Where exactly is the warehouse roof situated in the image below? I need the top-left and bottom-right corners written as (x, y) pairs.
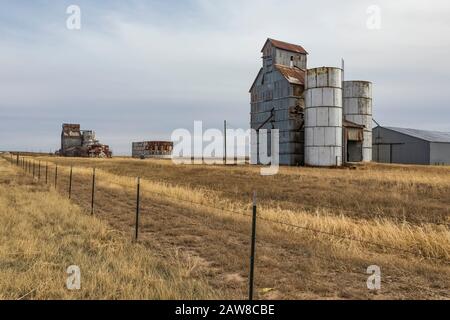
top-left (262, 38), bottom-right (308, 55)
top-left (382, 127), bottom-right (450, 143)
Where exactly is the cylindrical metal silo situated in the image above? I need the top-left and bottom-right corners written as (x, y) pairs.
top-left (343, 81), bottom-right (373, 161)
top-left (304, 67), bottom-right (343, 166)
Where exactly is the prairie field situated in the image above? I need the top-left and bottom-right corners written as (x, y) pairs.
top-left (1, 154), bottom-right (449, 299)
top-left (0, 158), bottom-right (218, 299)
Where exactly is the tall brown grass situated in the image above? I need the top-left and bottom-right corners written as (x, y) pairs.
top-left (3, 155), bottom-right (450, 299)
top-left (0, 159), bottom-right (218, 299)
top-left (31, 158), bottom-right (450, 262)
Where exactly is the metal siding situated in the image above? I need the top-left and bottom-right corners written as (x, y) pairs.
top-left (274, 48), bottom-right (307, 69)
top-left (305, 67), bottom-right (343, 166)
top-left (250, 50), bottom-right (305, 166)
top-left (430, 143), bottom-right (450, 165)
top-left (343, 81), bottom-right (373, 162)
top-left (372, 127), bottom-right (430, 164)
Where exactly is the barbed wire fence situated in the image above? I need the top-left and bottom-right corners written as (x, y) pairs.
top-left (2, 154), bottom-right (449, 299)
top-left (4, 154), bottom-right (450, 258)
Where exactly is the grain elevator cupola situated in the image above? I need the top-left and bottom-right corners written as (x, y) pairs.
top-left (261, 38), bottom-right (308, 71)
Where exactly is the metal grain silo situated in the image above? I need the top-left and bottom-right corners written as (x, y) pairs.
top-left (343, 81), bottom-right (373, 161)
top-left (304, 67), bottom-right (343, 166)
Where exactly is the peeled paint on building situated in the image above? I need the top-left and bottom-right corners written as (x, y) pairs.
top-left (304, 67), bottom-right (343, 166)
top-left (60, 123), bottom-right (112, 158)
top-left (250, 38), bottom-right (373, 166)
top-left (249, 38), bottom-right (308, 166)
top-left (61, 124), bottom-right (82, 153)
top-left (132, 141), bottom-right (173, 159)
top-left (343, 81), bottom-right (373, 162)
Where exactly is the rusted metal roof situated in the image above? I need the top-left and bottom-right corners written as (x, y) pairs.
top-left (262, 38), bottom-right (308, 55)
top-left (344, 120), bottom-right (365, 128)
top-left (134, 141), bottom-right (173, 145)
top-left (275, 64), bottom-right (305, 85)
top-left (62, 123), bottom-right (81, 137)
top-left (344, 121), bottom-right (364, 141)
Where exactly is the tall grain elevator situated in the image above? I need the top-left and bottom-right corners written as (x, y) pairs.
top-left (249, 38), bottom-right (308, 165)
top-left (249, 38), bottom-right (374, 167)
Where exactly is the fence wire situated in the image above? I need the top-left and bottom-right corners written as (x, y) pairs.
top-left (5, 156), bottom-right (450, 266)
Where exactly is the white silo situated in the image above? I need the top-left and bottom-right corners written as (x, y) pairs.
top-left (304, 67), bottom-right (343, 166)
top-left (343, 81), bottom-right (373, 161)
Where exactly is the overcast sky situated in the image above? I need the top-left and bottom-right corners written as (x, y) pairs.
top-left (1, 0), bottom-right (449, 154)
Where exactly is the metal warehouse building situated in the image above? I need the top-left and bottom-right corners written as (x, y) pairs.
top-left (373, 126), bottom-right (450, 165)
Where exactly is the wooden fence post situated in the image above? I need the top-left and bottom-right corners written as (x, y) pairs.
top-left (54, 165), bottom-right (58, 189)
top-left (249, 191), bottom-right (257, 301)
top-left (68, 166), bottom-right (73, 199)
top-left (135, 177), bottom-right (141, 241)
top-left (91, 168), bottom-right (96, 215)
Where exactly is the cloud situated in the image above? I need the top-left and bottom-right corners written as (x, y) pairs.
top-left (1, 0), bottom-right (449, 154)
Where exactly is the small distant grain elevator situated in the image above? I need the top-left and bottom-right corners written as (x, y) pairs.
top-left (250, 38), bottom-right (373, 166)
top-left (60, 123), bottom-right (112, 157)
top-left (132, 141), bottom-right (173, 159)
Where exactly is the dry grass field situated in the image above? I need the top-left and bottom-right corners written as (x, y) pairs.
top-left (0, 158), bottom-right (219, 299)
top-left (1, 154), bottom-right (449, 299)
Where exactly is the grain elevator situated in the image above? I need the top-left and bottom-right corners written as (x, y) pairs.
top-left (250, 38), bottom-right (373, 166)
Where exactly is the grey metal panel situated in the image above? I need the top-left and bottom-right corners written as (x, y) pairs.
top-left (343, 81), bottom-right (373, 162)
top-left (373, 144), bottom-right (390, 163)
top-left (343, 81), bottom-right (372, 98)
top-left (347, 141), bottom-right (363, 162)
top-left (275, 48), bottom-right (307, 69)
top-left (250, 40), bottom-right (307, 166)
top-left (279, 154), bottom-right (303, 166)
top-left (279, 142), bottom-right (304, 154)
top-left (251, 119), bottom-right (303, 132)
top-left (306, 67), bottom-right (342, 89)
top-left (362, 148), bottom-right (372, 162)
top-left (430, 143), bottom-right (450, 165)
top-left (372, 127), bottom-right (430, 164)
top-left (305, 67), bottom-right (343, 166)
top-left (392, 143), bottom-right (429, 164)
top-left (279, 131), bottom-right (304, 143)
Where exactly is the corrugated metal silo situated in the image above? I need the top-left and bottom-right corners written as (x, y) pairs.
top-left (343, 81), bottom-right (373, 161)
top-left (304, 67), bottom-right (343, 166)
